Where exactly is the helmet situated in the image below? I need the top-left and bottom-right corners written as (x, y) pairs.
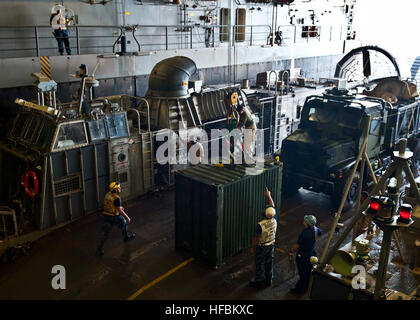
top-left (51, 4), bottom-right (65, 14)
top-left (227, 92), bottom-right (238, 106)
top-left (109, 181), bottom-right (121, 192)
top-left (304, 215), bottom-right (317, 227)
top-left (310, 256), bottom-right (319, 265)
top-left (265, 206), bottom-right (276, 219)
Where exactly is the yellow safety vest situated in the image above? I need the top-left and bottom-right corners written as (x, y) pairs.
top-left (103, 192), bottom-right (120, 216)
top-left (52, 14), bottom-right (68, 30)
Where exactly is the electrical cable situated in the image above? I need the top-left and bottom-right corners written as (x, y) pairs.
top-left (194, 26), bottom-right (204, 43)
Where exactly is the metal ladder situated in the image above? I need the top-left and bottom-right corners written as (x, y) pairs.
top-left (168, 103), bottom-right (179, 131)
top-left (186, 97), bottom-right (201, 126)
top-left (168, 98), bottom-right (202, 131)
top-left (273, 95), bottom-right (283, 153)
top-left (168, 100), bottom-right (188, 131)
top-left (141, 131), bottom-right (154, 191)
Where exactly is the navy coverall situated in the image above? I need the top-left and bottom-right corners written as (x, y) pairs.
top-left (294, 226), bottom-right (322, 291)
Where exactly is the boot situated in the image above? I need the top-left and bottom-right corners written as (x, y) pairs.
top-left (290, 287), bottom-right (306, 294)
top-left (96, 247), bottom-right (104, 256)
top-left (249, 280), bottom-right (265, 289)
top-left (124, 233), bottom-right (135, 242)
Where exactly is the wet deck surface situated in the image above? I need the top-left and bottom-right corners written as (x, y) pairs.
top-left (0, 188), bottom-right (418, 300)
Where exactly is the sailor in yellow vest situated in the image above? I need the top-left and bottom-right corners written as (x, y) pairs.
top-left (249, 187), bottom-right (277, 289)
top-left (97, 182), bottom-right (135, 256)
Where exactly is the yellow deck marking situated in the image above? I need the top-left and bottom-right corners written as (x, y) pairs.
top-left (127, 257), bottom-right (195, 300)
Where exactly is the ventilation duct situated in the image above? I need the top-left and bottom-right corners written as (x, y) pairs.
top-left (148, 56), bottom-right (197, 98)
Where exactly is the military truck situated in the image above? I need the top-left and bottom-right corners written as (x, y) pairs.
top-left (279, 86), bottom-right (420, 208)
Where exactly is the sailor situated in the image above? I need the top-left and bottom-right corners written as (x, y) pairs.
top-left (289, 215), bottom-right (322, 294)
top-left (234, 104), bottom-right (256, 166)
top-left (50, 4), bottom-right (72, 55)
top-left (249, 187), bottom-right (277, 289)
top-left (187, 138), bottom-right (204, 165)
top-left (226, 92), bottom-right (242, 163)
top-left (97, 182), bottom-right (135, 256)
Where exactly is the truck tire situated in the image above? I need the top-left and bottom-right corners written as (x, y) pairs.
top-left (332, 172), bottom-right (360, 210)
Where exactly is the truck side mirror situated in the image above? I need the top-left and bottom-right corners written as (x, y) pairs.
top-left (296, 105), bottom-right (302, 119)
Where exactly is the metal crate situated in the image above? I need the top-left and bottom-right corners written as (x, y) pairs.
top-left (175, 163), bottom-right (282, 267)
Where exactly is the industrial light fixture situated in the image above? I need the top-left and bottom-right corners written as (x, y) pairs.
top-left (368, 196), bottom-right (380, 213)
top-left (369, 201), bottom-right (380, 211)
top-left (376, 196), bottom-right (395, 223)
top-left (398, 203), bottom-right (413, 223)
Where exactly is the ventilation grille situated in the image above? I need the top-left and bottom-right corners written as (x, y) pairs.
top-left (54, 176), bottom-right (81, 195)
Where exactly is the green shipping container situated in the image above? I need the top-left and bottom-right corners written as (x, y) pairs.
top-left (175, 163), bottom-right (282, 267)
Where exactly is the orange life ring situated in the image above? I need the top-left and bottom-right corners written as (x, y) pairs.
top-left (23, 170), bottom-right (39, 198)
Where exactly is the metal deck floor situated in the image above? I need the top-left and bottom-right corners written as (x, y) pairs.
top-left (0, 188), bottom-right (418, 300)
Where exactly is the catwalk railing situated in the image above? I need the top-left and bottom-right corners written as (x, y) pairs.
top-left (0, 24), bottom-right (346, 58)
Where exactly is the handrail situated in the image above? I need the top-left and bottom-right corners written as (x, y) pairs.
top-left (280, 69), bottom-right (289, 95)
top-left (128, 108), bottom-right (142, 135)
top-left (276, 24), bottom-right (346, 44)
top-left (123, 95), bottom-right (151, 132)
top-left (0, 24), bottom-right (271, 57)
top-left (267, 70), bottom-right (278, 96)
top-left (0, 23), bottom-right (345, 59)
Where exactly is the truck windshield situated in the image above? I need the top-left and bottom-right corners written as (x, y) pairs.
top-left (302, 102), bottom-right (363, 135)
